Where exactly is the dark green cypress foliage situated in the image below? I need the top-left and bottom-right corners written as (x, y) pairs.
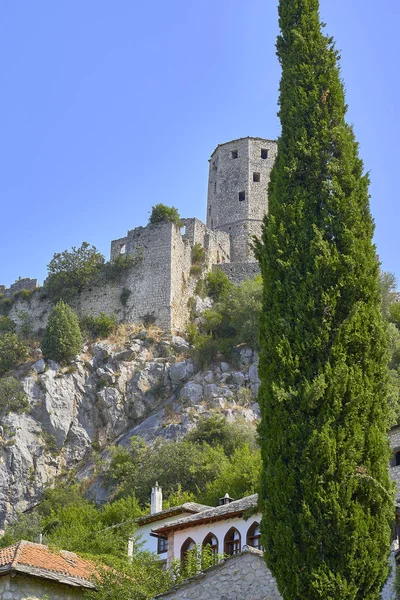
top-left (258, 1), bottom-right (394, 598)
top-left (42, 301), bottom-right (82, 364)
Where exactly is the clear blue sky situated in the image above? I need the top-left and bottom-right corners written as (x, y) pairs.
top-left (0, 0), bottom-right (398, 287)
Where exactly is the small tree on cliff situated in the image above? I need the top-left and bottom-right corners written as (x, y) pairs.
top-left (257, 1), bottom-right (393, 599)
top-left (149, 204), bottom-right (182, 226)
top-left (42, 301), bottom-right (82, 364)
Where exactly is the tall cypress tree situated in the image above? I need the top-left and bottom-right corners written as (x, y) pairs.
top-left (258, 1), bottom-right (394, 598)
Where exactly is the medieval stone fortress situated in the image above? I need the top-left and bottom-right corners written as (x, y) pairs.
top-left (2, 137), bottom-right (277, 334)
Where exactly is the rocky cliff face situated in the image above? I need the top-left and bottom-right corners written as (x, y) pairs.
top-left (0, 328), bottom-right (260, 528)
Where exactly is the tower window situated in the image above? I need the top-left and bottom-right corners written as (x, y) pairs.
top-left (239, 191), bottom-right (246, 201)
top-left (261, 148), bottom-right (269, 159)
top-left (231, 150), bottom-right (239, 159)
top-left (119, 243), bottom-right (126, 255)
top-left (209, 205), bottom-right (211, 215)
top-left (214, 182), bottom-right (217, 192)
top-left (253, 172), bottom-right (260, 182)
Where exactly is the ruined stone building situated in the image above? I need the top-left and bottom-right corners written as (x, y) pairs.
top-left (5, 137), bottom-right (277, 334)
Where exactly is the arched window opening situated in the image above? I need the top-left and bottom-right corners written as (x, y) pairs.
top-left (202, 533), bottom-right (218, 556)
top-left (224, 527), bottom-right (241, 556)
top-left (180, 537), bottom-right (196, 564)
top-left (247, 522), bottom-right (262, 550)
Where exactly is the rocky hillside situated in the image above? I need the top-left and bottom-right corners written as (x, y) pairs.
top-left (0, 326), bottom-right (260, 528)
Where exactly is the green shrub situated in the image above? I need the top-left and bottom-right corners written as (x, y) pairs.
top-left (186, 415), bottom-right (257, 456)
top-left (13, 288), bottom-right (35, 302)
top-left (120, 287), bottom-right (131, 306)
top-left (143, 312), bottom-right (156, 327)
top-left (101, 255), bottom-right (136, 282)
top-left (41, 301), bottom-right (82, 364)
top-left (0, 377), bottom-right (29, 415)
top-left (0, 296), bottom-right (13, 316)
top-left (389, 302), bottom-right (400, 329)
top-left (191, 243), bottom-right (206, 265)
top-left (81, 313), bottom-right (117, 339)
top-left (16, 311), bottom-right (33, 338)
top-left (189, 264), bottom-right (203, 278)
top-left (149, 203), bottom-right (182, 226)
top-left (193, 275), bottom-right (262, 366)
top-left (45, 242), bottom-right (105, 303)
top-left (0, 333), bottom-right (28, 375)
top-left (205, 269), bottom-right (233, 301)
top-left (0, 316), bottom-right (16, 334)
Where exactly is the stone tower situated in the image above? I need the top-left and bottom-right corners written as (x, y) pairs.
top-left (207, 137), bottom-right (277, 263)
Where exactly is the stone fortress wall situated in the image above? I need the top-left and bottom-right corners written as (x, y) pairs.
top-left (3, 137), bottom-right (278, 334)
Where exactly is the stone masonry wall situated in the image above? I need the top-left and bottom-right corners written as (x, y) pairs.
top-left (0, 573), bottom-right (85, 600)
top-left (157, 551), bottom-right (281, 600)
top-left (0, 278), bottom-right (39, 299)
top-left (217, 262), bottom-right (260, 284)
top-left (181, 218), bottom-right (230, 267)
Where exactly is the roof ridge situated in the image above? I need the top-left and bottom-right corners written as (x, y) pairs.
top-left (10, 540), bottom-right (24, 569)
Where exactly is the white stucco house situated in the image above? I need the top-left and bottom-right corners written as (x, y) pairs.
top-left (132, 485), bottom-right (262, 568)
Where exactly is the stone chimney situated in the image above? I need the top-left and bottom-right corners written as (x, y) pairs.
top-left (151, 482), bottom-right (163, 514)
top-left (219, 492), bottom-right (234, 506)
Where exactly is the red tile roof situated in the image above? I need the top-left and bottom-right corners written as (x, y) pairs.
top-left (0, 541), bottom-right (97, 588)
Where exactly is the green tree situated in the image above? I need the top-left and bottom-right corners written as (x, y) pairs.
top-left (204, 269), bottom-right (233, 301)
top-left (257, 1), bottom-right (393, 598)
top-left (0, 333), bottom-right (28, 375)
top-left (45, 242), bottom-right (104, 302)
top-left (148, 204), bottom-right (182, 226)
top-left (41, 301), bottom-right (82, 364)
top-left (185, 414), bottom-right (257, 456)
top-left (107, 436), bottom-right (227, 505)
top-left (200, 443), bottom-right (262, 507)
top-left (84, 554), bottom-right (173, 600)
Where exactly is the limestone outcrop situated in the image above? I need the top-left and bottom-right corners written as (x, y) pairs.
top-left (0, 329), bottom-right (260, 528)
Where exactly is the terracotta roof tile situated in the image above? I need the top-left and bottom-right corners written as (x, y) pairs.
top-left (0, 541), bottom-right (97, 587)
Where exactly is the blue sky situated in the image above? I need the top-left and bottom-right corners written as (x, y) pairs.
top-left (0, 0), bottom-right (398, 287)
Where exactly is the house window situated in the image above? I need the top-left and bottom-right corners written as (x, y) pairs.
top-left (239, 191), bottom-right (246, 202)
top-left (224, 528), bottom-right (241, 556)
top-left (203, 533), bottom-right (219, 557)
top-left (157, 536), bottom-right (168, 554)
top-left (180, 538), bottom-right (196, 564)
top-left (119, 243), bottom-right (126, 254)
top-left (231, 150), bottom-right (239, 159)
top-left (247, 522), bottom-right (262, 550)
top-left (253, 172), bottom-right (260, 182)
top-left (261, 148), bottom-right (269, 159)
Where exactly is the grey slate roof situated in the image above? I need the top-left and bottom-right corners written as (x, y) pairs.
top-left (152, 494), bottom-right (259, 534)
top-left (135, 502), bottom-right (212, 526)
